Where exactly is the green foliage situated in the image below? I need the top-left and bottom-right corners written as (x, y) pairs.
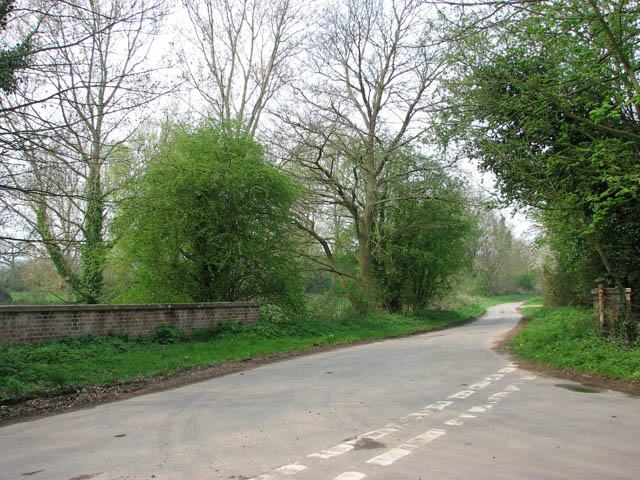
top-left (112, 121), bottom-right (303, 309)
top-left (510, 306), bottom-right (640, 381)
top-left (467, 211), bottom-right (537, 297)
top-left (373, 167), bottom-right (477, 311)
top-left (443, 1), bottom-right (640, 333)
top-left (0, 0), bottom-right (30, 94)
top-left (0, 282), bottom-right (11, 304)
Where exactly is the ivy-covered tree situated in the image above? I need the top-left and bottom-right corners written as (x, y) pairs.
top-left (112, 121), bottom-right (303, 310)
top-left (0, 0), bottom-right (30, 94)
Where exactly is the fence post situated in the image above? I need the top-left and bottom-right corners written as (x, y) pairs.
top-left (598, 283), bottom-right (605, 328)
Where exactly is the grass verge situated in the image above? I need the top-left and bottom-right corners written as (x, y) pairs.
top-left (509, 305), bottom-right (640, 382)
top-left (1, 294), bottom-right (532, 404)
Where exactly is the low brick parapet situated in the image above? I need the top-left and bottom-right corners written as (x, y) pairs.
top-left (0, 302), bottom-right (260, 346)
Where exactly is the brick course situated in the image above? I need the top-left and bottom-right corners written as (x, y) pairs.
top-left (0, 303), bottom-right (260, 346)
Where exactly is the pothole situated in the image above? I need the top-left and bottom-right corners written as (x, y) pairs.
top-left (555, 384), bottom-right (601, 393)
top-left (353, 437), bottom-right (386, 450)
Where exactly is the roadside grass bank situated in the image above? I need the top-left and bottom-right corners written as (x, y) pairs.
top-left (0, 294), bottom-right (532, 404)
top-left (509, 305), bottom-right (640, 382)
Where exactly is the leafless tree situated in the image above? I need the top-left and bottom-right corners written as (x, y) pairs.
top-left (179, 0), bottom-right (307, 134)
top-left (278, 0), bottom-right (451, 310)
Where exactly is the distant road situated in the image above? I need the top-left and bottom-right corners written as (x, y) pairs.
top-left (2, 303), bottom-right (639, 479)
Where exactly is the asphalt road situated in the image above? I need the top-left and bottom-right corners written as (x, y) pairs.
top-left (1, 302), bottom-right (639, 480)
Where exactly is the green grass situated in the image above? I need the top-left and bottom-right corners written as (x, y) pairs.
top-left (509, 305), bottom-right (640, 382)
top-left (0, 294), bottom-right (532, 403)
top-left (522, 295), bottom-right (543, 306)
top-left (9, 291), bottom-right (64, 305)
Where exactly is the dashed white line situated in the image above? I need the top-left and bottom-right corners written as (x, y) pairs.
top-left (274, 464), bottom-right (307, 475)
top-left (400, 412), bottom-right (430, 421)
top-left (444, 417), bottom-right (466, 426)
top-left (309, 426), bottom-right (399, 459)
top-left (334, 472), bottom-right (367, 480)
top-left (308, 443), bottom-right (354, 459)
top-left (448, 390), bottom-right (475, 399)
top-left (366, 447), bottom-right (412, 466)
top-left (424, 401), bottom-right (453, 410)
top-left (486, 373), bottom-right (504, 381)
top-left (469, 381), bottom-right (491, 390)
top-left (404, 429), bottom-right (447, 449)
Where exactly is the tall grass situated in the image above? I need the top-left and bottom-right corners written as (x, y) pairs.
top-left (510, 306), bottom-right (640, 381)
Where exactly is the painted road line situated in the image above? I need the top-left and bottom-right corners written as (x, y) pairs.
top-left (444, 417), bottom-right (466, 426)
top-left (520, 375), bottom-right (537, 380)
top-left (404, 429), bottom-right (447, 449)
top-left (308, 443), bottom-right (354, 459)
top-left (400, 412), bottom-right (430, 421)
top-left (489, 392), bottom-right (511, 401)
top-left (366, 447), bottom-right (412, 466)
top-left (486, 374), bottom-right (504, 381)
top-left (366, 430), bottom-right (447, 466)
top-left (333, 472), bottom-right (367, 480)
top-left (424, 401), bottom-right (453, 411)
top-left (469, 381), bottom-right (491, 390)
top-left (505, 385), bottom-right (521, 391)
top-left (499, 366), bottom-right (518, 373)
top-left (309, 426), bottom-right (399, 459)
top-left (274, 464), bottom-right (307, 475)
top-left (448, 390), bottom-right (475, 399)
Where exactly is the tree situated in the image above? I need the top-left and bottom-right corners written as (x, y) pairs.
top-left (373, 166), bottom-right (477, 311)
top-left (179, 0), bottom-right (306, 134)
top-left (441, 0), bottom-right (640, 337)
top-left (467, 210), bottom-right (536, 296)
top-left (279, 0), bottom-right (452, 311)
top-left (112, 121), bottom-right (303, 309)
top-left (0, 0), bottom-right (31, 94)
top-left (1, 0), bottom-right (167, 303)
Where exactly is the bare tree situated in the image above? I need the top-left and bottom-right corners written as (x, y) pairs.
top-left (179, 0), bottom-right (307, 134)
top-left (278, 0), bottom-right (451, 310)
top-left (1, 0), bottom-right (167, 303)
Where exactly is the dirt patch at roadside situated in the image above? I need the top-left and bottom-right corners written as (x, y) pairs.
top-left (494, 308), bottom-right (640, 397)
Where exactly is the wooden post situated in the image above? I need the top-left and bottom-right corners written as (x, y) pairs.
top-left (598, 283), bottom-right (605, 328)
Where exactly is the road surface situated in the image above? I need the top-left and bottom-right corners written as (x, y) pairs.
top-left (1, 302), bottom-right (639, 479)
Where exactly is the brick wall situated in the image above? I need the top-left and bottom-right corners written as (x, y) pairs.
top-left (0, 302), bottom-right (260, 346)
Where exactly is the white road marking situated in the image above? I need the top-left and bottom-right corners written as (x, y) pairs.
top-left (499, 367), bottom-right (517, 373)
top-left (309, 426), bottom-right (399, 459)
top-left (469, 381), bottom-right (491, 390)
top-left (403, 429), bottom-right (447, 450)
top-left (360, 426), bottom-right (399, 440)
top-left (424, 401), bottom-right (453, 411)
top-left (308, 443), bottom-right (354, 459)
top-left (366, 447), bottom-right (412, 466)
top-left (444, 417), bottom-right (466, 426)
top-left (489, 392), bottom-right (511, 400)
top-left (400, 412), bottom-right (430, 421)
top-left (520, 375), bottom-right (537, 380)
top-left (486, 374), bottom-right (504, 381)
top-left (460, 414), bottom-right (476, 418)
top-left (334, 473), bottom-right (367, 480)
top-left (448, 390), bottom-right (475, 399)
top-left (275, 464), bottom-right (307, 475)
top-left (468, 406), bottom-right (488, 413)
top-left (505, 385), bottom-right (520, 391)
